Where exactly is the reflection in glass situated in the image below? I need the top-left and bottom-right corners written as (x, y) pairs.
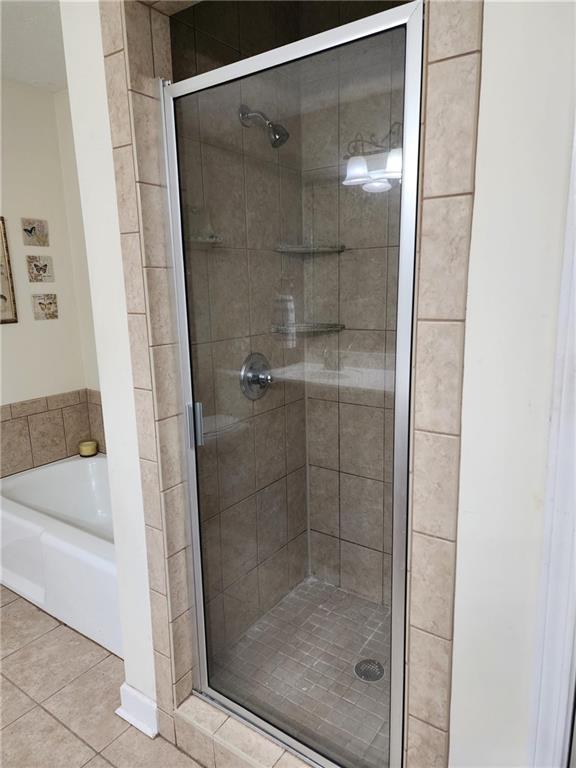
top-left (176, 26), bottom-right (406, 768)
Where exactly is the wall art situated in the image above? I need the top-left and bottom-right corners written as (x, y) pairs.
top-left (27, 254), bottom-right (55, 283)
top-left (32, 293), bottom-right (58, 320)
top-left (21, 217), bottom-right (49, 246)
top-left (0, 217), bottom-right (18, 324)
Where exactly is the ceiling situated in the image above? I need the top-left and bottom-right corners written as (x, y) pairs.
top-left (2, 0), bottom-right (67, 92)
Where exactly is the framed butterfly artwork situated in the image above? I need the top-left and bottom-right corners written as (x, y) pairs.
top-left (32, 293), bottom-right (58, 321)
top-left (26, 255), bottom-right (54, 283)
top-left (0, 217), bottom-right (18, 324)
top-left (21, 218), bottom-right (49, 247)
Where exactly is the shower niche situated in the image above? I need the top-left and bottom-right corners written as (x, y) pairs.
top-left (164, 6), bottom-right (421, 767)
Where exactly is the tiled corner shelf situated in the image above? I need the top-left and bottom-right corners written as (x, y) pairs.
top-left (188, 234), bottom-right (223, 245)
top-left (275, 243), bottom-right (346, 255)
top-left (271, 322), bottom-right (345, 335)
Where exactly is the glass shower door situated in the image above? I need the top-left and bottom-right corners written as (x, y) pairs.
top-left (166, 9), bottom-right (419, 767)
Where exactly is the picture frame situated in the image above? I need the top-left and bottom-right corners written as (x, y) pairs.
top-left (21, 217), bottom-right (49, 246)
top-left (26, 254), bottom-right (55, 283)
top-left (31, 293), bottom-right (58, 320)
top-left (0, 217), bottom-right (18, 324)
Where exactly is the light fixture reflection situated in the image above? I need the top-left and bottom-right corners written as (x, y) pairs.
top-left (366, 152), bottom-right (388, 181)
top-left (362, 179), bottom-right (392, 194)
top-left (342, 148), bottom-right (403, 193)
top-left (366, 149), bottom-right (403, 182)
top-left (384, 147), bottom-right (402, 179)
top-left (343, 156), bottom-right (371, 186)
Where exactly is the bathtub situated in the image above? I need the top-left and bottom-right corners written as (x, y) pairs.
top-left (0, 455), bottom-right (122, 656)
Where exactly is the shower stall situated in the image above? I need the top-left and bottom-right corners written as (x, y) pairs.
top-left (162, 3), bottom-right (422, 766)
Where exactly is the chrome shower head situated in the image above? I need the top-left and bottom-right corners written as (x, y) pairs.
top-left (239, 104), bottom-right (290, 148)
top-left (267, 121), bottom-right (290, 148)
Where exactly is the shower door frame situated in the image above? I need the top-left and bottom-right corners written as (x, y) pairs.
top-left (161, 4), bottom-right (422, 766)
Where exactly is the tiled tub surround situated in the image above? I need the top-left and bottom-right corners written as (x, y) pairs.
top-left (0, 389), bottom-right (106, 478)
top-left (98, 1), bottom-right (484, 767)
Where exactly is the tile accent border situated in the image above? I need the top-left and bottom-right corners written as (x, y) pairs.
top-left (406, 1), bottom-right (483, 765)
top-left (0, 388), bottom-right (106, 477)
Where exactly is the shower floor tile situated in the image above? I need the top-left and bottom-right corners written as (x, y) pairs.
top-left (211, 578), bottom-right (391, 768)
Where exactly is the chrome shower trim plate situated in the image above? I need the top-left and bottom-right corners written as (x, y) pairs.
top-left (240, 352), bottom-right (274, 400)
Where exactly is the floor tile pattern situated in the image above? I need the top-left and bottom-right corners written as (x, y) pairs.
top-left (1, 583), bottom-right (390, 768)
top-left (0, 588), bottom-right (200, 768)
top-left (211, 578), bottom-right (391, 768)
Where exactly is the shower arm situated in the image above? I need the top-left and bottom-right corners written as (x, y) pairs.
top-left (239, 105), bottom-right (273, 129)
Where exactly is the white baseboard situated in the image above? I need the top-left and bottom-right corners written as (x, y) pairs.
top-left (116, 683), bottom-right (158, 737)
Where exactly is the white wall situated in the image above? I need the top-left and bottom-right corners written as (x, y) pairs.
top-left (54, 89), bottom-right (99, 390)
top-left (1, 79), bottom-right (98, 403)
top-left (450, 2), bottom-right (575, 766)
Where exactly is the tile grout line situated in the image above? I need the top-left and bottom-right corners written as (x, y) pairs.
top-left (428, 48), bottom-right (482, 67)
top-left (412, 426), bottom-right (461, 439)
top-left (407, 712), bottom-right (449, 735)
top-left (416, 316), bottom-right (466, 324)
top-left (3, 638), bottom-right (112, 708)
top-left (411, 527), bottom-right (456, 546)
top-left (39, 650), bottom-right (114, 706)
top-left (2, 665), bottom-right (129, 760)
top-left (0, 615), bottom-right (62, 662)
top-left (409, 616), bottom-right (453, 644)
top-left (422, 190), bottom-right (474, 202)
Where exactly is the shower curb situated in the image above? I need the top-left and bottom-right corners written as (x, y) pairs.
top-left (174, 694), bottom-right (309, 768)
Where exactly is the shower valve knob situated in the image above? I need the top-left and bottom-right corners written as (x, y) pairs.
top-left (240, 353), bottom-right (273, 400)
top-left (245, 370), bottom-right (272, 389)
top-left (257, 371), bottom-right (273, 387)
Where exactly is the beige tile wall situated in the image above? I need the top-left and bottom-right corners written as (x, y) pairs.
top-left (99, 0), bottom-right (483, 762)
top-left (406, 1), bottom-right (483, 765)
top-left (173, 12), bottom-right (308, 660)
top-left (305, 27), bottom-right (404, 607)
top-left (168, 1), bottom-right (395, 83)
top-left (169, 1), bottom-right (300, 81)
top-left (0, 389), bottom-right (106, 477)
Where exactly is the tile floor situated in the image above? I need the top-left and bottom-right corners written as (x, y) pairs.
top-left (0, 585), bottom-right (200, 768)
top-left (211, 578), bottom-right (391, 768)
top-left (1, 581), bottom-right (391, 768)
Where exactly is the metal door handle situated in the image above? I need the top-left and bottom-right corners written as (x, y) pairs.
top-left (187, 402), bottom-right (204, 447)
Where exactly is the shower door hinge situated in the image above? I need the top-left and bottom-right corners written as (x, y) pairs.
top-left (187, 402), bottom-right (204, 448)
